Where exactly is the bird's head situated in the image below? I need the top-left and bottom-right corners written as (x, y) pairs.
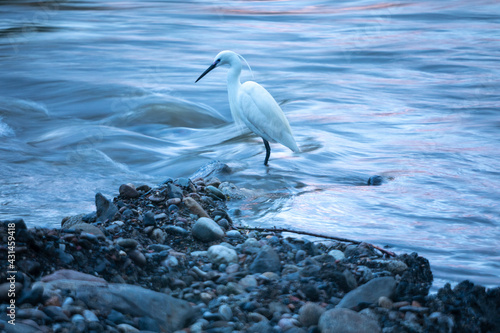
top-left (195, 50), bottom-right (240, 83)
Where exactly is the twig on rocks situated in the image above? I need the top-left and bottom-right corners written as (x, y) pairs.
top-left (235, 225), bottom-right (396, 257)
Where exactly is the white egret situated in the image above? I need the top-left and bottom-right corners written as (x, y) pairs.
top-left (195, 50), bottom-right (299, 166)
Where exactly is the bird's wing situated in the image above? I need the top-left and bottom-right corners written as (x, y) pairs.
top-left (238, 81), bottom-right (299, 152)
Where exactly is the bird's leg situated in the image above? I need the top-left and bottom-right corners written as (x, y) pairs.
top-left (263, 138), bottom-right (271, 166)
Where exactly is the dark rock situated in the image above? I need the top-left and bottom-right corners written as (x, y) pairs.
top-left (367, 175), bottom-right (384, 186)
top-left (143, 211), bottom-right (156, 227)
top-left (394, 253), bottom-right (433, 301)
top-left (119, 184), bottom-right (140, 198)
top-left (166, 182), bottom-right (183, 199)
top-left (42, 306), bottom-right (70, 322)
top-left (427, 280), bottom-right (500, 332)
top-left (250, 246), bottom-right (281, 273)
top-left (164, 225), bottom-right (189, 236)
top-left (17, 259), bottom-right (41, 275)
top-left (319, 308), bottom-right (381, 333)
top-left (95, 192), bottom-right (118, 223)
top-left (18, 285), bottom-right (44, 306)
top-left (336, 277), bottom-right (396, 309)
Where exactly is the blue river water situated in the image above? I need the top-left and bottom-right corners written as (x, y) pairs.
top-left (1, 0), bottom-right (499, 289)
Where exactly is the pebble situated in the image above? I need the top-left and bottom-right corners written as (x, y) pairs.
top-left (239, 275), bottom-right (258, 290)
top-left (192, 217), bottom-right (225, 242)
top-left (117, 323), bottom-right (140, 333)
top-left (378, 296), bottom-right (393, 309)
top-left (143, 211), bottom-right (156, 227)
top-left (319, 308), bottom-right (381, 333)
top-left (83, 309), bottom-right (99, 322)
top-left (116, 238), bottom-right (139, 249)
top-left (328, 249), bottom-right (346, 261)
top-left (299, 302), bottom-right (325, 327)
top-left (250, 246), bottom-right (281, 273)
top-left (184, 197), bottom-right (210, 218)
top-left (208, 245), bottom-right (238, 265)
top-left (206, 185), bottom-right (226, 201)
top-left (218, 304), bottom-right (233, 321)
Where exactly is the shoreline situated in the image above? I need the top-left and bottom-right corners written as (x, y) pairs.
top-left (1, 173), bottom-right (499, 333)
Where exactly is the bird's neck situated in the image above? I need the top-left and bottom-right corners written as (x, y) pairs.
top-left (226, 63), bottom-right (242, 121)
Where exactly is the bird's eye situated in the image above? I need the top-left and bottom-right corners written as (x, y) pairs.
top-left (216, 59), bottom-right (221, 63)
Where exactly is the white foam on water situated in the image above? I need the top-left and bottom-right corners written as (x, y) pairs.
top-left (0, 117), bottom-right (14, 137)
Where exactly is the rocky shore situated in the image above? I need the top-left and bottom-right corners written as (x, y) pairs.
top-left (1, 169), bottom-right (499, 333)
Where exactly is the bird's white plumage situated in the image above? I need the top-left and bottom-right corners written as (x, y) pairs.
top-left (196, 50), bottom-right (299, 164)
top-left (238, 81), bottom-right (299, 152)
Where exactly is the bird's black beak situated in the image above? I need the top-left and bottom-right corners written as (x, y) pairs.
top-left (195, 62), bottom-right (217, 83)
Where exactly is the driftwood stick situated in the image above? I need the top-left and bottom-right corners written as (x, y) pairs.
top-left (235, 225), bottom-right (396, 257)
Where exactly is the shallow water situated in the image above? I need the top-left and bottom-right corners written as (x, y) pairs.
top-left (1, 0), bottom-right (499, 289)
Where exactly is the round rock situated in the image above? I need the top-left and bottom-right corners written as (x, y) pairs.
top-left (208, 245), bottom-right (238, 265)
top-left (319, 308), bottom-right (381, 333)
top-left (192, 217), bottom-right (225, 242)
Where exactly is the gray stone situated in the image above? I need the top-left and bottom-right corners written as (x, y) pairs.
top-left (83, 309), bottom-right (99, 322)
top-left (192, 217), bottom-right (224, 242)
top-left (336, 276), bottom-right (396, 309)
top-left (239, 275), bottom-right (258, 290)
top-left (299, 302), bottom-right (325, 327)
top-left (208, 245), bottom-right (238, 265)
top-left (250, 246), bottom-right (281, 273)
top-left (95, 192), bottom-right (118, 223)
top-left (166, 182), bottom-right (183, 199)
top-left (218, 304), bottom-right (233, 321)
top-left (119, 183), bottom-right (139, 198)
top-left (41, 269), bottom-right (106, 283)
top-left (37, 279), bottom-right (196, 332)
top-left (328, 249), bottom-right (345, 261)
top-left (226, 230), bottom-right (241, 238)
top-left (319, 308), bottom-right (381, 333)
top-left (71, 223), bottom-right (105, 238)
top-left (61, 214), bottom-right (85, 228)
top-left (184, 197), bottom-right (210, 218)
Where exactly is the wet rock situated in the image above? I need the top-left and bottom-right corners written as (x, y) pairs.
top-left (0, 282), bottom-right (23, 303)
top-left (117, 323), bottom-right (140, 333)
top-left (95, 192), bottom-right (118, 222)
top-left (184, 197), bottom-right (210, 218)
top-left (395, 253), bottom-right (433, 301)
top-left (299, 302), bottom-right (325, 327)
top-left (319, 308), bottom-right (381, 333)
top-left (208, 245), bottom-right (238, 265)
top-left (367, 175), bottom-right (384, 186)
top-left (164, 225), bottom-right (189, 236)
top-left (192, 217), bottom-right (224, 242)
top-left (206, 185), bottom-right (226, 201)
top-left (239, 275), bottom-right (258, 291)
top-left (119, 183), bottom-right (139, 198)
top-left (250, 246), bottom-right (281, 273)
top-left (336, 277), bottom-right (396, 309)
